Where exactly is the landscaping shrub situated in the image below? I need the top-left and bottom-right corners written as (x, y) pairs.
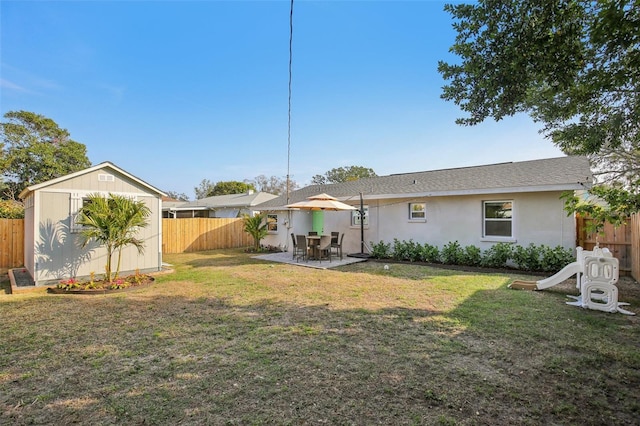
top-left (369, 238), bottom-right (574, 273)
top-left (420, 243), bottom-right (440, 263)
top-left (512, 243), bottom-right (543, 271)
top-left (441, 241), bottom-right (464, 265)
top-left (541, 245), bottom-right (575, 272)
top-left (481, 242), bottom-right (513, 268)
top-left (392, 238), bottom-right (422, 261)
top-left (461, 244), bottom-right (482, 266)
top-left (407, 240), bottom-right (423, 262)
top-left (370, 240), bottom-right (391, 259)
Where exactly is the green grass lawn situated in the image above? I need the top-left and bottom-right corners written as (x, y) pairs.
top-left (2, 249), bottom-right (639, 425)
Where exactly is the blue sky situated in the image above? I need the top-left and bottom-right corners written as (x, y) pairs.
top-left (1, 0), bottom-right (563, 199)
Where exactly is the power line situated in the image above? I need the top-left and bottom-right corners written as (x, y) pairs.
top-left (286, 0), bottom-right (294, 204)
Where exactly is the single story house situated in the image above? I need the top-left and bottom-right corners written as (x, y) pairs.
top-left (255, 156), bottom-right (593, 255)
top-left (19, 162), bottom-right (165, 286)
top-left (162, 190), bottom-right (278, 218)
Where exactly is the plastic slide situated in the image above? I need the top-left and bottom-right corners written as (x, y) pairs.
top-left (508, 261), bottom-right (582, 291)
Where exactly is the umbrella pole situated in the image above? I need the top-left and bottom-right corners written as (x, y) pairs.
top-left (348, 192), bottom-right (370, 258)
top-left (360, 192), bottom-right (365, 253)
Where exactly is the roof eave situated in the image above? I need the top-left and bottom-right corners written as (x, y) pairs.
top-left (361, 183), bottom-right (589, 200)
top-left (19, 161), bottom-right (167, 199)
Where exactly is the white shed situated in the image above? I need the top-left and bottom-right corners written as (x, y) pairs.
top-left (19, 162), bottom-right (165, 286)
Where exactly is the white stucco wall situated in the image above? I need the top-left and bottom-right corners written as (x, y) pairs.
top-left (262, 191), bottom-right (576, 255)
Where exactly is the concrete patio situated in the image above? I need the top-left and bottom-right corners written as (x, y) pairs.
top-left (253, 251), bottom-right (369, 269)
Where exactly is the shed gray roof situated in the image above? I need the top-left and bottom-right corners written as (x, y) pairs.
top-left (164, 191), bottom-right (278, 211)
top-left (255, 156), bottom-right (593, 210)
top-left (19, 161), bottom-right (166, 199)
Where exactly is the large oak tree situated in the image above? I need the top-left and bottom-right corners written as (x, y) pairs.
top-left (438, 0), bottom-right (639, 185)
top-left (439, 0), bottom-right (640, 224)
top-left (1, 111), bottom-right (91, 199)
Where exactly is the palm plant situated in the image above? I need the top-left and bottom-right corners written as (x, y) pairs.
top-left (242, 213), bottom-right (268, 251)
top-left (76, 193), bottom-right (151, 283)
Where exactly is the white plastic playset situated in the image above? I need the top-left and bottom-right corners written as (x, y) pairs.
top-left (509, 246), bottom-right (635, 315)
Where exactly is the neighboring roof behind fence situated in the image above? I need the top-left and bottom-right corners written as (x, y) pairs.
top-left (163, 191), bottom-right (278, 211)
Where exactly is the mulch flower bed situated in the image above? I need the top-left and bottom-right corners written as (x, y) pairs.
top-left (47, 273), bottom-right (155, 295)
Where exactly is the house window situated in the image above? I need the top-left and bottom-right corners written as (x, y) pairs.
top-left (266, 214), bottom-right (278, 232)
top-left (483, 201), bottom-right (513, 238)
top-left (351, 205), bottom-right (369, 226)
top-left (409, 203), bottom-right (426, 220)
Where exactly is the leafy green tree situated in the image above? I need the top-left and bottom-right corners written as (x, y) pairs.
top-left (440, 0), bottom-right (640, 221)
top-left (311, 166), bottom-right (377, 185)
top-left (1, 110), bottom-right (91, 199)
top-left (194, 179), bottom-right (215, 199)
top-left (438, 0), bottom-right (639, 165)
top-left (194, 180), bottom-right (256, 198)
top-left (562, 183), bottom-right (640, 234)
top-left (242, 213), bottom-right (268, 251)
top-left (590, 143), bottom-right (640, 188)
top-left (247, 175), bottom-right (298, 196)
top-left (164, 190), bottom-right (190, 201)
top-left (0, 200), bottom-right (24, 218)
top-left (212, 181), bottom-right (256, 196)
top-left (76, 193), bottom-right (151, 283)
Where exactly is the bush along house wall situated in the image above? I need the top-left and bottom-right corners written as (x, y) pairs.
top-left (370, 239), bottom-right (575, 273)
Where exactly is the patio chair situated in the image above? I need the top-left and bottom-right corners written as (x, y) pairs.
top-left (331, 232), bottom-right (344, 260)
top-left (294, 234), bottom-right (309, 262)
top-left (317, 235), bottom-right (332, 263)
top-left (308, 231), bottom-right (318, 236)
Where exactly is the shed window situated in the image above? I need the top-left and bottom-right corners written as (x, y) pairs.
top-left (70, 193), bottom-right (85, 233)
top-left (70, 192), bottom-right (138, 233)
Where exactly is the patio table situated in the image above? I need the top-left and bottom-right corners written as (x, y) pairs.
top-left (307, 235), bottom-right (333, 261)
top-left (306, 235), bottom-right (322, 260)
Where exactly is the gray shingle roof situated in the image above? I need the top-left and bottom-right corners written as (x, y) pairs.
top-left (255, 156), bottom-right (592, 210)
top-left (165, 191), bottom-right (278, 210)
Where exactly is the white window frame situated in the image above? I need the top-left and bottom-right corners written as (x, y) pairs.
top-left (70, 192), bottom-right (139, 233)
top-left (351, 205), bottom-right (369, 227)
top-left (482, 200), bottom-right (515, 242)
top-left (409, 202), bottom-right (426, 222)
top-left (70, 193), bottom-right (85, 233)
top-left (266, 213), bottom-right (278, 233)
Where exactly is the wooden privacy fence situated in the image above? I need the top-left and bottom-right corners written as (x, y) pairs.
top-left (0, 218), bottom-right (252, 265)
top-left (3, 216), bottom-right (640, 278)
top-left (576, 214), bottom-right (634, 276)
top-left (0, 219), bottom-right (24, 269)
top-left (162, 218), bottom-right (252, 253)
